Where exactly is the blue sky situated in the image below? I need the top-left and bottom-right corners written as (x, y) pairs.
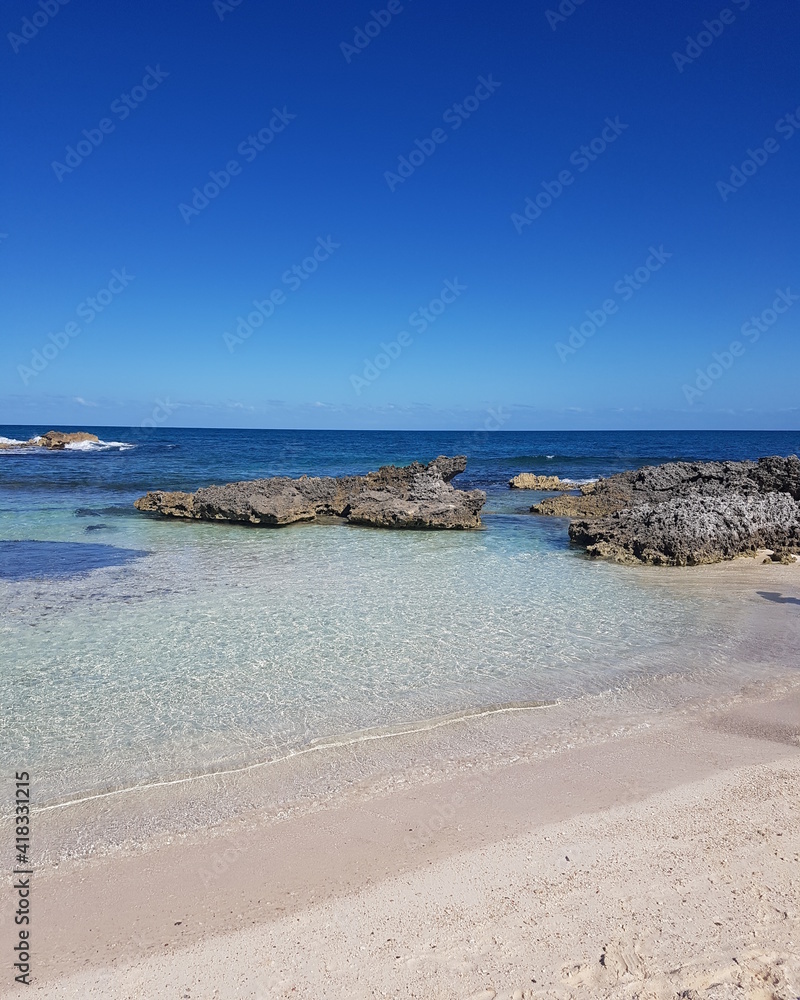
top-left (1, 0), bottom-right (798, 430)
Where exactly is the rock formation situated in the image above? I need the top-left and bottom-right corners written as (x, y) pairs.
top-left (569, 493), bottom-right (800, 566)
top-left (551, 456), bottom-right (800, 566)
top-left (0, 431), bottom-right (100, 450)
top-left (532, 456), bottom-right (800, 517)
top-left (508, 473), bottom-right (581, 491)
top-left (134, 456), bottom-right (486, 530)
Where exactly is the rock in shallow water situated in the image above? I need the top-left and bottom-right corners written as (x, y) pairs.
top-left (532, 456), bottom-right (800, 517)
top-left (508, 473), bottom-right (580, 490)
top-left (549, 455), bottom-right (800, 565)
top-left (569, 492), bottom-right (800, 566)
top-left (134, 456), bottom-right (486, 530)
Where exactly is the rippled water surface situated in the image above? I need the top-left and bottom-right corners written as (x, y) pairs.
top-left (2, 426), bottom-right (799, 804)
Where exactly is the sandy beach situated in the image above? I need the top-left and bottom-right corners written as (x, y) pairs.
top-left (7, 668), bottom-right (800, 999)
top-left (6, 0), bottom-right (800, 987)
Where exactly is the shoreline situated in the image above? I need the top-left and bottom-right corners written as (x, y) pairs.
top-left (18, 554), bottom-right (800, 826)
top-left (7, 679), bottom-right (800, 997)
top-left (3, 554), bottom-right (799, 997)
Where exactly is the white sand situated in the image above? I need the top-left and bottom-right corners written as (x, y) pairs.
top-left (8, 689), bottom-right (800, 1000)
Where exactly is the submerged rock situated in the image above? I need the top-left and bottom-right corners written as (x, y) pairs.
top-left (569, 493), bottom-right (800, 566)
top-left (508, 473), bottom-right (581, 491)
top-left (0, 430), bottom-right (100, 450)
top-left (134, 456), bottom-right (486, 530)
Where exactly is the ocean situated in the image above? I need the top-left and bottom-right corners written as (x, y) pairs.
top-left (2, 426), bottom-right (799, 852)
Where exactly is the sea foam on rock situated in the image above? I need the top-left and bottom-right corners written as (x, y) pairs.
top-left (0, 430), bottom-right (100, 451)
top-left (134, 456), bottom-right (486, 530)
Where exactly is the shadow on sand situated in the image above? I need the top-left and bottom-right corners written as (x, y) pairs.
top-left (757, 591), bottom-right (800, 607)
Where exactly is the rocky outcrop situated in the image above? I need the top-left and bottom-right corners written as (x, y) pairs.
top-left (134, 456), bottom-right (486, 530)
top-left (569, 493), bottom-right (800, 566)
top-left (0, 431), bottom-right (100, 450)
top-left (545, 455), bottom-right (800, 565)
top-left (532, 456), bottom-right (800, 517)
top-left (509, 473), bottom-right (582, 491)
top-left (39, 431), bottom-right (100, 449)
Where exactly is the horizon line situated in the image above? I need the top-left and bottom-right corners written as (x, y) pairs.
top-left (2, 424), bottom-right (799, 435)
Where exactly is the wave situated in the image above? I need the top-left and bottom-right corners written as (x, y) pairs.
top-left (63, 439), bottom-right (136, 452)
top-left (31, 699), bottom-right (558, 815)
top-left (0, 438), bottom-right (137, 453)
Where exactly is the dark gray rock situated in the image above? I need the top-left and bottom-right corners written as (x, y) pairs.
top-left (532, 456), bottom-right (800, 517)
top-left (568, 492), bottom-right (800, 566)
top-left (134, 456), bottom-right (485, 530)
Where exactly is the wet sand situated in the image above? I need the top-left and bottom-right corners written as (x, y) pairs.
top-left (4, 555), bottom-right (799, 998)
top-left (2, 684), bottom-right (798, 999)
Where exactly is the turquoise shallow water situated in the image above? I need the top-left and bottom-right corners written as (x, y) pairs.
top-left (2, 427), bottom-right (799, 805)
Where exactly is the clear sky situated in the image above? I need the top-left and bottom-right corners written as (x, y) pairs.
top-left (1, 0), bottom-right (798, 430)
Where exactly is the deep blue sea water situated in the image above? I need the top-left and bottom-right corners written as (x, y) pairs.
top-left (2, 426), bottom-right (799, 814)
top-left (3, 426), bottom-right (800, 515)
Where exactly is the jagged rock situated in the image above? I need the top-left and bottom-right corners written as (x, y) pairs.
top-left (0, 430), bottom-right (100, 450)
top-left (508, 473), bottom-right (581, 491)
top-left (568, 492), bottom-right (800, 566)
top-left (768, 549), bottom-right (796, 564)
top-left (134, 456), bottom-right (486, 530)
top-left (530, 455), bottom-right (800, 566)
top-left (747, 454), bottom-right (800, 498)
top-left (532, 456), bottom-right (800, 517)
top-left (135, 490), bottom-right (197, 519)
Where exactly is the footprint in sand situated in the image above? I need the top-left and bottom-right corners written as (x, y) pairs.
top-left (562, 936), bottom-right (647, 988)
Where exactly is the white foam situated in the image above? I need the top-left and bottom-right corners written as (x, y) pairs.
top-left (64, 439), bottom-right (136, 452)
top-left (1, 436), bottom-right (136, 453)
